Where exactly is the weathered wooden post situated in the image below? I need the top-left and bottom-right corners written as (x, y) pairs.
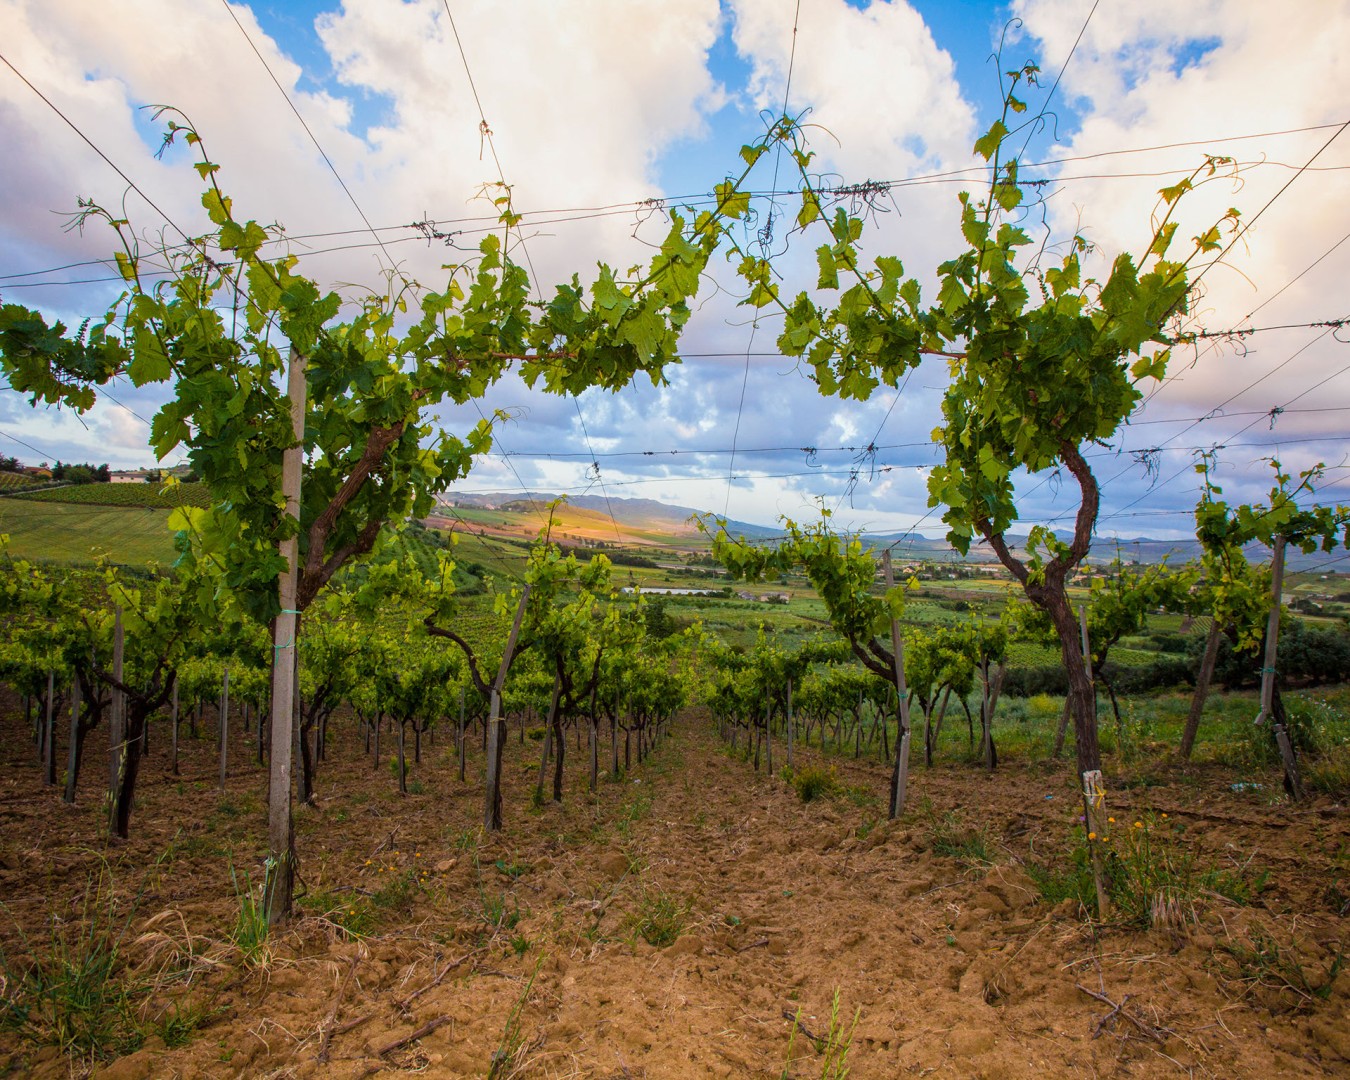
top-left (63, 679), bottom-right (81, 804)
top-left (42, 669), bottom-right (55, 786)
top-left (484, 584), bottom-right (530, 832)
top-left (882, 551), bottom-right (912, 818)
top-left (170, 679), bottom-right (180, 776)
top-left (1078, 605), bottom-right (1110, 917)
top-left (218, 668), bottom-right (230, 792)
top-left (1256, 535), bottom-right (1304, 799)
top-left (1180, 621), bottom-right (1221, 759)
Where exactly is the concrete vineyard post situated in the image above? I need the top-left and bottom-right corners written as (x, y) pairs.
top-left (1076, 607), bottom-right (1111, 916)
top-left (292, 649), bottom-right (304, 801)
top-left (107, 606), bottom-right (125, 836)
top-left (764, 702), bottom-right (773, 774)
top-left (1082, 769), bottom-right (1111, 918)
top-left (457, 687), bottom-right (467, 784)
top-left (588, 706), bottom-right (599, 794)
top-left (397, 720), bottom-right (407, 795)
top-left (265, 349), bottom-right (306, 928)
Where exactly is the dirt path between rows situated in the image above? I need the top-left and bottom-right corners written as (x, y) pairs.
top-left (0, 699), bottom-right (1346, 1078)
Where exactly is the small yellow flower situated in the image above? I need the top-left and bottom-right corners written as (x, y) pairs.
top-left (1161, 813), bottom-right (1168, 819)
top-left (414, 852), bottom-right (421, 858)
top-left (1088, 831), bottom-right (1097, 841)
top-left (1107, 817), bottom-right (1115, 824)
top-left (364, 859), bottom-right (371, 866)
top-left (1133, 821), bottom-right (1143, 829)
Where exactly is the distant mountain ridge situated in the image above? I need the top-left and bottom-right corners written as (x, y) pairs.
top-left (436, 492), bottom-right (1341, 572)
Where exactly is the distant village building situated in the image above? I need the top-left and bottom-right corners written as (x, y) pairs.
top-left (618, 586), bottom-right (719, 597)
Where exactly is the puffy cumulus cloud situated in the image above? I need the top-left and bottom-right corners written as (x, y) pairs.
top-left (9, 0), bottom-right (1341, 540)
top-left (1002, 0), bottom-right (1350, 534)
top-left (94, 402), bottom-right (155, 451)
top-left (0, 0), bottom-right (977, 533)
top-left (1, 0), bottom-right (728, 296)
top-left (729, 0), bottom-right (976, 177)
top-left (315, 0), bottom-right (725, 280)
top-left (1011, 0), bottom-right (1350, 394)
top-left (0, 1), bottom-right (377, 264)
top-left (0, 0), bottom-right (731, 476)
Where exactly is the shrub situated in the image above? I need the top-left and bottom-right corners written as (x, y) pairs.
top-left (626, 889), bottom-right (689, 947)
top-left (792, 765), bottom-right (838, 803)
top-left (1107, 656), bottom-right (1193, 694)
top-left (1305, 744), bottom-right (1350, 797)
top-left (1149, 630), bottom-right (1189, 654)
top-left (1001, 665), bottom-right (1070, 698)
top-left (1198, 619), bottom-right (1350, 689)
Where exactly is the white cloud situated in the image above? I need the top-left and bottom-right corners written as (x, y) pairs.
top-left (1012, 0), bottom-right (1350, 397)
top-left (730, 0), bottom-right (976, 176)
top-left (3, 0), bottom-right (1347, 540)
top-left (315, 0), bottom-right (725, 278)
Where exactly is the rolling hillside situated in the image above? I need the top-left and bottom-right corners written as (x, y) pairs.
top-left (433, 491), bottom-right (779, 548)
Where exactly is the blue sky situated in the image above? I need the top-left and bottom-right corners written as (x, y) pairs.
top-left (2, 0), bottom-right (1349, 556)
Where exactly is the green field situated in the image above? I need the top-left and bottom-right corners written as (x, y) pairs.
top-left (0, 499), bottom-right (178, 565)
top-left (11, 481), bottom-right (211, 509)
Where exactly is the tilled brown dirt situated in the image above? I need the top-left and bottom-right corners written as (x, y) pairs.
top-left (0, 696), bottom-right (1347, 1079)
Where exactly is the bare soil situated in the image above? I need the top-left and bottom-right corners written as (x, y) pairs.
top-left (0, 692), bottom-right (1347, 1079)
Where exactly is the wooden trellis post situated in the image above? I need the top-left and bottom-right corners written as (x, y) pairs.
top-left (1256, 535), bottom-right (1304, 799)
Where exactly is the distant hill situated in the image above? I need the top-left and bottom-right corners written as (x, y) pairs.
top-left (433, 491), bottom-right (779, 546)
